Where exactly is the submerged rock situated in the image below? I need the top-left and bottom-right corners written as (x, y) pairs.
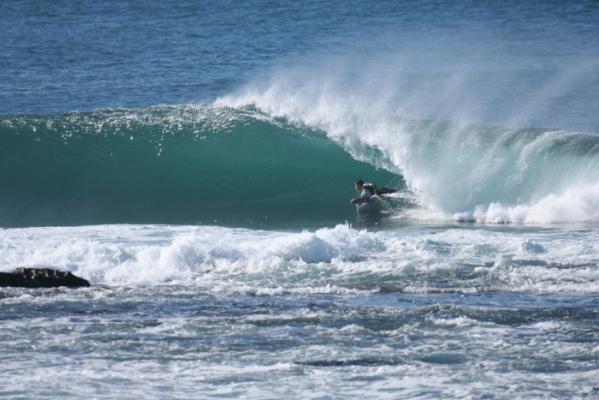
top-left (0, 268), bottom-right (90, 288)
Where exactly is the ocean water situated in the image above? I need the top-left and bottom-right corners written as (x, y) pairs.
top-left (2, 0), bottom-right (599, 398)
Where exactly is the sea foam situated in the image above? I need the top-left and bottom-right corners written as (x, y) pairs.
top-left (217, 51), bottom-right (599, 224)
top-left (1, 224), bottom-right (598, 293)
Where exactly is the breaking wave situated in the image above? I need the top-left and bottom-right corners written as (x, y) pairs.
top-left (217, 67), bottom-right (599, 224)
top-left (0, 106), bottom-right (396, 227)
top-left (2, 87), bottom-right (599, 227)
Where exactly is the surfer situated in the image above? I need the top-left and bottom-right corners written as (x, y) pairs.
top-left (351, 179), bottom-right (397, 205)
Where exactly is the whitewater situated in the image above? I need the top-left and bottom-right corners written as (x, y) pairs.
top-left (2, 223), bottom-right (599, 398)
top-left (2, 0), bottom-right (599, 399)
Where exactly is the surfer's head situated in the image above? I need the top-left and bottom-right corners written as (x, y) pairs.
top-left (355, 179), bottom-right (364, 191)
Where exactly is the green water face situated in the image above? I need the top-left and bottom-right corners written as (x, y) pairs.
top-left (0, 111), bottom-right (397, 228)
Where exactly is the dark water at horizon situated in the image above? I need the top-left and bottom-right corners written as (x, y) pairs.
top-left (2, 1), bottom-right (599, 122)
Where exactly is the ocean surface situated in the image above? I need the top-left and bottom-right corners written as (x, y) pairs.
top-left (2, 0), bottom-right (599, 398)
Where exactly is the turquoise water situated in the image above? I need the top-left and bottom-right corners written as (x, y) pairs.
top-left (1, 1), bottom-right (599, 398)
top-left (0, 108), bottom-right (396, 228)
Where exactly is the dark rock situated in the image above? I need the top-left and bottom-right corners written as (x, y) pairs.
top-left (0, 268), bottom-right (90, 288)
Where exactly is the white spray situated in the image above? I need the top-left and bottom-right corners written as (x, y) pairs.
top-left (217, 43), bottom-right (599, 223)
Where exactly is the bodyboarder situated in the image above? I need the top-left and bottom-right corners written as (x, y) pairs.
top-left (351, 179), bottom-right (397, 205)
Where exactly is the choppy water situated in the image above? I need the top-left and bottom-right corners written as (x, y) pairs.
top-left (1, 224), bottom-right (599, 398)
top-left (2, 0), bottom-right (599, 398)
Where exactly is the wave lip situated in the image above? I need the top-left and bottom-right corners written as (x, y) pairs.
top-left (217, 63), bottom-right (599, 224)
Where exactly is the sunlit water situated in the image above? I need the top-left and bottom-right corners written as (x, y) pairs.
top-left (2, 0), bottom-right (599, 398)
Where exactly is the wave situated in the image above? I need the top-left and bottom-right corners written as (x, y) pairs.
top-left (2, 92), bottom-right (599, 227)
top-left (0, 106), bottom-right (397, 227)
top-left (217, 70), bottom-right (599, 224)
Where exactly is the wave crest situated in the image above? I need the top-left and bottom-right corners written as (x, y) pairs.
top-left (0, 106), bottom-right (395, 227)
top-left (218, 69), bottom-right (599, 224)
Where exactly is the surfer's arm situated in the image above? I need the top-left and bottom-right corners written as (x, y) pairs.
top-left (351, 197), bottom-right (377, 205)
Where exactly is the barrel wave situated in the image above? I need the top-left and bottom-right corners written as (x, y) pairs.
top-left (3, 100), bottom-right (599, 227)
top-left (0, 106), bottom-right (396, 227)
top-left (219, 69), bottom-right (599, 224)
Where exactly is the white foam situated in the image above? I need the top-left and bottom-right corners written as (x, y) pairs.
top-left (457, 182), bottom-right (599, 224)
top-left (0, 224), bottom-right (383, 286)
top-left (216, 56), bottom-right (599, 224)
top-left (1, 224), bottom-right (599, 293)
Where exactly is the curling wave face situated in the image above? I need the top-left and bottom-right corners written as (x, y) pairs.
top-left (218, 72), bottom-right (599, 224)
top-left (3, 97), bottom-right (599, 227)
top-left (0, 106), bottom-right (395, 228)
